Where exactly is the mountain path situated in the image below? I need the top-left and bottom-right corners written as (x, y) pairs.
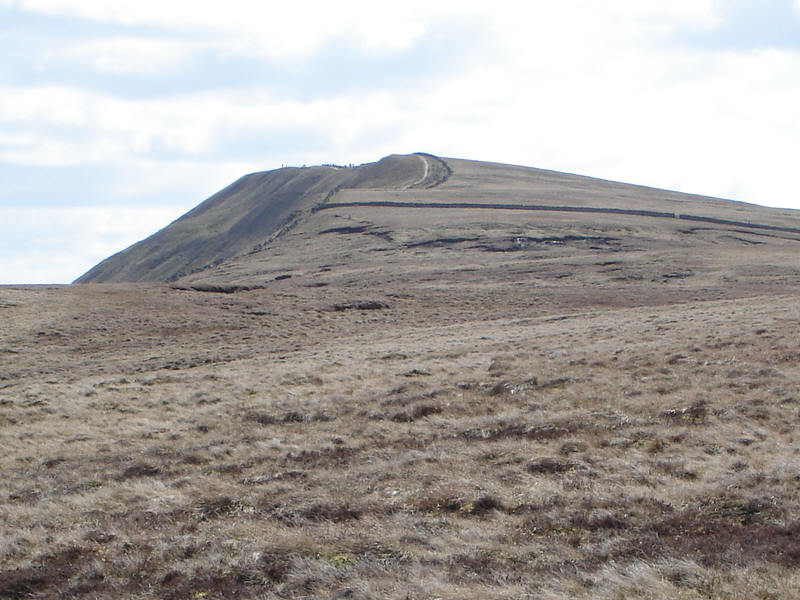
top-left (407, 154), bottom-right (430, 188)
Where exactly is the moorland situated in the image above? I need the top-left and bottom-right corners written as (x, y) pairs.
top-left (2, 154), bottom-right (800, 599)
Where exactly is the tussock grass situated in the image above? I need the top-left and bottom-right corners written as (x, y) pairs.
top-left (2, 281), bottom-right (800, 598)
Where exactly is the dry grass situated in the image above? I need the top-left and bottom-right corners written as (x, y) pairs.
top-left (6, 154), bottom-right (800, 597)
top-left (2, 274), bottom-right (800, 598)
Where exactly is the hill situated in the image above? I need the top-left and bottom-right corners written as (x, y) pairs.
top-left (75, 154), bottom-right (449, 283)
top-left (4, 154), bottom-right (800, 599)
top-left (76, 153), bottom-right (800, 287)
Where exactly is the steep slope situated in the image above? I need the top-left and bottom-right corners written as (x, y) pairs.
top-left (172, 156), bottom-right (800, 307)
top-left (75, 153), bottom-right (445, 283)
top-left (77, 152), bottom-right (800, 286)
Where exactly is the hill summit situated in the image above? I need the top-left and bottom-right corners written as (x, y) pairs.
top-left (75, 154), bottom-right (449, 283)
top-left (77, 152), bottom-right (800, 295)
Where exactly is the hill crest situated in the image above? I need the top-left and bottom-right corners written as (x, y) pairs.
top-left (76, 153), bottom-right (800, 285)
top-left (75, 153), bottom-right (449, 283)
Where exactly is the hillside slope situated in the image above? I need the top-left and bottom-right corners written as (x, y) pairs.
top-left (7, 153), bottom-right (800, 599)
top-left (77, 153), bottom-right (800, 285)
top-left (75, 153), bottom-right (448, 283)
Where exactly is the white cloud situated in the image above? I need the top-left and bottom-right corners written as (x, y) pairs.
top-left (0, 134), bottom-right (128, 166)
top-left (0, 204), bottom-right (191, 283)
top-left (2, 0), bottom-right (800, 283)
top-left (55, 36), bottom-right (196, 74)
top-left (0, 85), bottom-right (90, 126)
top-left (105, 158), bottom-right (268, 206)
top-left (9, 0), bottom-right (443, 57)
top-left (2, 24), bottom-right (800, 208)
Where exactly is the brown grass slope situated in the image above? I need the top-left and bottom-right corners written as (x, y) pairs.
top-left (77, 152), bottom-right (800, 285)
top-left (3, 283), bottom-right (800, 599)
top-left (75, 154), bottom-right (443, 283)
top-left (6, 153), bottom-right (800, 599)
top-left (176, 155), bottom-right (800, 305)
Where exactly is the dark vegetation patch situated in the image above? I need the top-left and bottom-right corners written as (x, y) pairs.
top-left (195, 496), bottom-right (240, 519)
top-left (509, 491), bottom-right (800, 570)
top-left (568, 511), bottom-right (628, 531)
top-left (175, 283), bottom-right (266, 293)
top-left (401, 368), bottom-right (431, 377)
top-left (527, 457), bottom-right (579, 475)
top-left (471, 494), bottom-right (505, 515)
top-left (260, 502), bottom-right (362, 526)
top-left (8, 487), bottom-right (41, 503)
top-left (144, 554), bottom-right (291, 600)
top-left (319, 225), bottom-right (394, 241)
top-left (244, 411), bottom-right (334, 425)
top-left (412, 403), bottom-right (443, 419)
top-left (653, 459), bottom-right (698, 480)
top-left (281, 446), bottom-right (359, 470)
top-left (83, 530), bottom-right (116, 544)
top-left (459, 419), bottom-right (586, 442)
top-left (0, 546), bottom-right (88, 599)
top-left (390, 411), bottom-right (414, 423)
top-left (414, 494), bottom-right (505, 516)
top-left (115, 462), bottom-right (161, 480)
top-left (388, 404), bottom-right (444, 422)
top-left (560, 441), bottom-right (588, 455)
top-left (661, 271), bottom-right (693, 280)
top-left (113, 508), bottom-right (192, 530)
top-left (447, 551), bottom-right (509, 584)
top-left (366, 229), bottom-right (394, 242)
top-left (648, 509), bottom-right (800, 567)
top-left (180, 453), bottom-right (210, 465)
top-left (319, 225), bottom-right (369, 235)
top-left (327, 300), bottom-right (390, 311)
top-left (405, 237), bottom-right (480, 248)
top-left (298, 503), bottom-right (362, 523)
top-left (241, 470), bottom-right (306, 486)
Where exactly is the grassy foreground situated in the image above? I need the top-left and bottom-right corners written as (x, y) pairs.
top-left (2, 282), bottom-right (799, 599)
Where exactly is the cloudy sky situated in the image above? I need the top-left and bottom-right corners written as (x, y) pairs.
top-left (2, 0), bottom-right (800, 284)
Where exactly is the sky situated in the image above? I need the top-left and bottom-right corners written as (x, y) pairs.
top-left (2, 0), bottom-right (800, 284)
